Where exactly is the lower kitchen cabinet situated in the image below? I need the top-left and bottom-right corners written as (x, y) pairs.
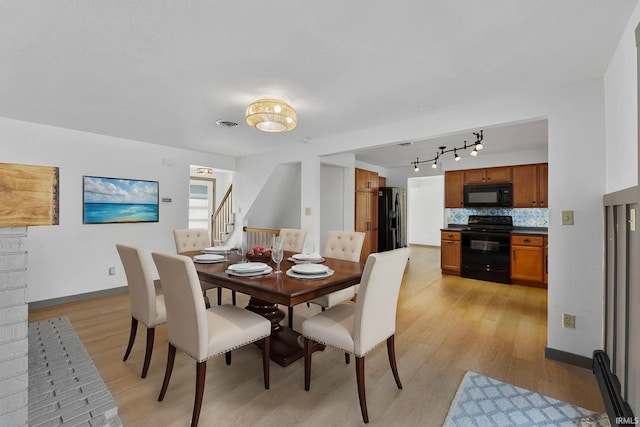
top-left (511, 234), bottom-right (546, 288)
top-left (441, 230), bottom-right (461, 275)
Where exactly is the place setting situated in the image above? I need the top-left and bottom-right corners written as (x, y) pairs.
top-left (192, 253), bottom-right (228, 264)
top-left (201, 246), bottom-right (233, 254)
top-left (286, 263), bottom-right (334, 280)
top-left (225, 262), bottom-right (273, 277)
top-left (288, 242), bottom-right (325, 264)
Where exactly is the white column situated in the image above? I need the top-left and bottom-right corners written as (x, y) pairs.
top-left (301, 156), bottom-right (321, 253)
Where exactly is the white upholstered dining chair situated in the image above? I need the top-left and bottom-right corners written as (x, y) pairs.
top-left (116, 244), bottom-right (167, 378)
top-left (152, 252), bottom-right (271, 427)
top-left (287, 231), bottom-right (365, 329)
top-left (279, 228), bottom-right (307, 252)
top-left (172, 228), bottom-right (236, 306)
top-left (302, 247), bottom-right (410, 424)
top-left (172, 228), bottom-right (211, 252)
top-left (308, 231), bottom-right (365, 308)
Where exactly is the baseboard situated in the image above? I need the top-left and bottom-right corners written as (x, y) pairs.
top-left (544, 346), bottom-right (592, 369)
top-left (592, 350), bottom-right (635, 426)
top-left (29, 286), bottom-right (128, 309)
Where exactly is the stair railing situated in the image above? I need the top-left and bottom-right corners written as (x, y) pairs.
top-left (242, 226), bottom-right (279, 250)
top-left (212, 184), bottom-right (233, 245)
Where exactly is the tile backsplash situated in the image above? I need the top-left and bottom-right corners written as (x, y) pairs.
top-left (446, 208), bottom-right (548, 227)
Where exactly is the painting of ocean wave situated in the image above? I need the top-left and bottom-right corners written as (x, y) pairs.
top-left (83, 176), bottom-right (159, 224)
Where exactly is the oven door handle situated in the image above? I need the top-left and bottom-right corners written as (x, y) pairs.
top-left (462, 231), bottom-right (511, 238)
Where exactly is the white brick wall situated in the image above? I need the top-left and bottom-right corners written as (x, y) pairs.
top-left (0, 227), bottom-right (28, 427)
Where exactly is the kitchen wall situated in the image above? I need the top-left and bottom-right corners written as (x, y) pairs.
top-left (407, 176), bottom-right (444, 246)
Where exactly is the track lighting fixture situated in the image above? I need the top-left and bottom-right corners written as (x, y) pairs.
top-left (410, 130), bottom-right (484, 172)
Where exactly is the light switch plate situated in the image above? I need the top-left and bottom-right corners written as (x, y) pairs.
top-left (305, 207), bottom-right (312, 216)
top-left (561, 210), bottom-right (574, 225)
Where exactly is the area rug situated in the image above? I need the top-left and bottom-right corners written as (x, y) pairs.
top-left (28, 316), bottom-right (122, 427)
top-left (443, 371), bottom-right (610, 427)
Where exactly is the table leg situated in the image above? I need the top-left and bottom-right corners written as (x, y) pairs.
top-left (246, 297), bottom-right (324, 367)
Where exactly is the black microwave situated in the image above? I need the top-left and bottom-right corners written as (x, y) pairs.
top-left (463, 183), bottom-right (512, 207)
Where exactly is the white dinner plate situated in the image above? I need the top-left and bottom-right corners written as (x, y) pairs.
top-left (291, 263), bottom-right (330, 275)
top-left (226, 266), bottom-right (273, 277)
top-left (202, 247), bottom-right (231, 254)
top-left (286, 268), bottom-right (334, 280)
top-left (227, 262), bottom-right (269, 274)
top-left (193, 254), bottom-right (226, 263)
top-left (292, 253), bottom-right (324, 262)
top-left (288, 257), bottom-right (326, 264)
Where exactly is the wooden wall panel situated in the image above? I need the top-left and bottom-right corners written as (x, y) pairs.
top-left (0, 163), bottom-right (59, 227)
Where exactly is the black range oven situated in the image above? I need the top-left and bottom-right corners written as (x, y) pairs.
top-left (461, 215), bottom-right (513, 284)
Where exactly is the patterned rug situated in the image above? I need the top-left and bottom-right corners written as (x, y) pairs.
top-left (28, 316), bottom-right (122, 427)
top-left (443, 371), bottom-right (610, 427)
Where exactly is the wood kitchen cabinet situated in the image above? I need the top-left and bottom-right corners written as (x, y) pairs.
top-left (355, 168), bottom-right (378, 263)
top-left (440, 230), bottom-right (461, 275)
top-left (511, 234), bottom-right (546, 287)
top-left (445, 171), bottom-right (465, 208)
top-left (512, 163), bottom-right (548, 208)
top-left (464, 166), bottom-right (512, 185)
top-left (356, 168), bottom-right (379, 192)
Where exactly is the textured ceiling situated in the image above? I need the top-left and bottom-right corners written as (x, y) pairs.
top-left (0, 1), bottom-right (636, 165)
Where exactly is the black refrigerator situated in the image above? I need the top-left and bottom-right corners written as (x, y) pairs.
top-left (378, 187), bottom-right (407, 252)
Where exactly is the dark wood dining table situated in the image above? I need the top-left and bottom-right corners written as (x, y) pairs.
top-left (182, 250), bottom-right (364, 367)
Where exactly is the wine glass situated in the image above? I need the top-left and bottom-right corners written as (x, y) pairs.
top-left (272, 236), bottom-right (284, 274)
top-left (236, 245), bottom-right (245, 263)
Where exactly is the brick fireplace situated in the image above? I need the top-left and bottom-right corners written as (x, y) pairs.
top-left (0, 227), bottom-right (28, 425)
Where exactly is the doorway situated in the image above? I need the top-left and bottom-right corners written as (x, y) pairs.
top-left (189, 178), bottom-right (215, 239)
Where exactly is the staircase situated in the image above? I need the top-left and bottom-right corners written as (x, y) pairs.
top-left (212, 185), bottom-right (233, 246)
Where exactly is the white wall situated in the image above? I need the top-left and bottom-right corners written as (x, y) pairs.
top-left (245, 163), bottom-right (301, 229)
top-left (0, 117), bottom-right (235, 302)
top-left (605, 4), bottom-right (640, 192)
top-left (407, 176), bottom-right (444, 246)
top-left (320, 164), bottom-right (346, 254)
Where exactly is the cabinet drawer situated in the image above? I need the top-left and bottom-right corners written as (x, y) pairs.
top-left (441, 231), bottom-right (461, 241)
top-left (511, 235), bottom-right (544, 246)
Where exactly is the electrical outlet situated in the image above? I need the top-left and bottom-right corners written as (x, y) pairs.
top-left (562, 313), bottom-right (576, 329)
top-left (109, 267), bottom-right (116, 276)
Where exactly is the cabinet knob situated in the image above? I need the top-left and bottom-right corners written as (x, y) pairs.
top-left (532, 201), bottom-right (536, 205)
top-left (524, 238), bottom-right (531, 243)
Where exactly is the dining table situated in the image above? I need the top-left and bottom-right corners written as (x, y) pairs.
top-left (181, 250), bottom-right (364, 367)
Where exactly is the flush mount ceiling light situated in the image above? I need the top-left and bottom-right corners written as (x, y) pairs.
top-left (410, 130), bottom-right (484, 172)
top-left (245, 98), bottom-right (297, 133)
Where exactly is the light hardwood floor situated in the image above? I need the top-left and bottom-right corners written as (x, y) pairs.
top-left (29, 246), bottom-right (604, 426)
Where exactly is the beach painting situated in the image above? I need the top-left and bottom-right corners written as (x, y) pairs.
top-left (83, 176), bottom-right (159, 224)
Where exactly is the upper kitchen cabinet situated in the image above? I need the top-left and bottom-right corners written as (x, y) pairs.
top-left (355, 168), bottom-right (379, 192)
top-left (463, 166), bottom-right (512, 185)
top-left (512, 163), bottom-right (548, 208)
top-left (445, 171), bottom-right (465, 208)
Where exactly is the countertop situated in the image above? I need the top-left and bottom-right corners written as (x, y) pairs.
top-left (441, 225), bottom-right (548, 236)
